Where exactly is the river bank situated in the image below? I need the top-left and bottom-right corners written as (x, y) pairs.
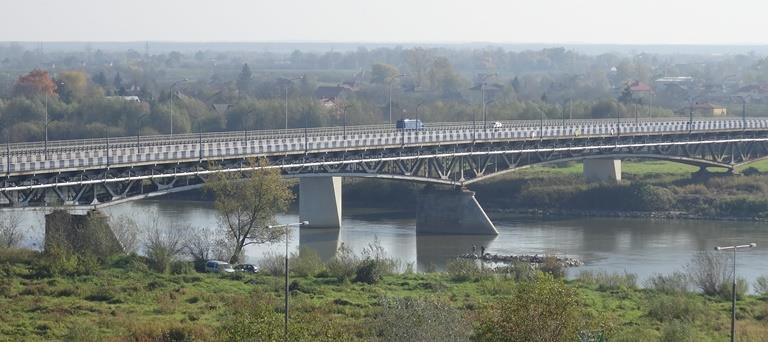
top-left (487, 207), bottom-right (768, 223)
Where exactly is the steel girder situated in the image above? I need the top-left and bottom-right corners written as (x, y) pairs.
top-left (3, 131), bottom-right (768, 208)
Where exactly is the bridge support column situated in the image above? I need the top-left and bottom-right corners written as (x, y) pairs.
top-left (583, 159), bottom-right (622, 182)
top-left (44, 209), bottom-right (124, 257)
top-left (299, 177), bottom-right (342, 228)
top-left (416, 187), bottom-right (498, 235)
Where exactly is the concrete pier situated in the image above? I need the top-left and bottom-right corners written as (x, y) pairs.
top-left (299, 177), bottom-right (342, 228)
top-left (583, 158), bottom-right (622, 182)
top-left (45, 210), bottom-right (124, 257)
top-left (416, 188), bottom-right (498, 235)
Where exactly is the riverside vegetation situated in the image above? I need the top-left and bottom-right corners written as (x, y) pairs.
top-left (343, 159), bottom-right (768, 220)
top-left (2, 244), bottom-right (768, 341)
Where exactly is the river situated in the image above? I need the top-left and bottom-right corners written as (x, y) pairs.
top-left (11, 200), bottom-right (768, 286)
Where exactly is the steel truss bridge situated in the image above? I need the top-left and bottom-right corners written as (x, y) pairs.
top-left (3, 117), bottom-right (768, 209)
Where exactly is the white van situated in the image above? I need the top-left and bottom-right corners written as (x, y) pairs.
top-left (205, 260), bottom-right (235, 273)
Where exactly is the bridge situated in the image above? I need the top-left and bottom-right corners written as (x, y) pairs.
top-left (3, 117), bottom-right (768, 235)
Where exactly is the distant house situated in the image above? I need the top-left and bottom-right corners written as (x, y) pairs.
top-left (314, 86), bottom-right (348, 107)
top-left (627, 80), bottom-right (652, 94)
top-left (676, 102), bottom-right (727, 116)
top-left (105, 95), bottom-right (141, 103)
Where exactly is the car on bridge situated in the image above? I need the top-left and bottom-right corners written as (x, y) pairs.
top-left (205, 260), bottom-right (235, 273)
top-left (396, 118), bottom-right (424, 130)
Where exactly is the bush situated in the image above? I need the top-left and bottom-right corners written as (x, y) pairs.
top-left (374, 297), bottom-right (471, 341)
top-left (290, 247), bottom-right (326, 277)
top-left (354, 259), bottom-right (387, 284)
top-left (326, 244), bottom-right (359, 282)
top-left (539, 255), bottom-right (565, 278)
top-left (578, 270), bottom-right (637, 291)
top-left (62, 324), bottom-right (100, 342)
top-left (0, 248), bottom-right (37, 265)
top-left (446, 258), bottom-right (485, 282)
top-left (496, 261), bottom-right (536, 281)
top-left (719, 277), bottom-right (749, 301)
top-left (647, 295), bottom-right (703, 322)
top-left (35, 243), bottom-right (100, 277)
top-left (645, 272), bottom-right (689, 294)
top-left (124, 321), bottom-right (212, 341)
top-left (660, 320), bottom-right (698, 342)
top-left (686, 250), bottom-right (729, 296)
top-left (476, 273), bottom-right (581, 341)
top-left (170, 261), bottom-right (195, 275)
top-left (110, 254), bottom-right (149, 273)
top-left (754, 276), bottom-right (768, 296)
top-left (258, 252), bottom-right (285, 276)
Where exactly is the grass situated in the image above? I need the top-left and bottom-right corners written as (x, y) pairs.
top-left (1, 252), bottom-right (768, 340)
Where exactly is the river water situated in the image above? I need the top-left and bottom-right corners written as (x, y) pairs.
top-left (12, 200), bottom-right (768, 285)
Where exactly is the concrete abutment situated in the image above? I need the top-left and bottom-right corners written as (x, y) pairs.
top-left (583, 158), bottom-right (622, 182)
top-left (416, 187), bottom-right (498, 235)
top-left (299, 177), bottom-right (342, 228)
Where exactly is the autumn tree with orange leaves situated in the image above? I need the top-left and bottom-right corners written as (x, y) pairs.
top-left (13, 69), bottom-right (57, 97)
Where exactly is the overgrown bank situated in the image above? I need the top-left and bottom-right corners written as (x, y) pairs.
top-left (1, 247), bottom-right (768, 341)
top-left (343, 161), bottom-right (768, 221)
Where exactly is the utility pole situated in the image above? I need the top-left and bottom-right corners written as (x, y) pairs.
top-left (715, 243), bottom-right (757, 342)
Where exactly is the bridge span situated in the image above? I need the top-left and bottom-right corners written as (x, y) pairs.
top-left (3, 117), bottom-right (768, 234)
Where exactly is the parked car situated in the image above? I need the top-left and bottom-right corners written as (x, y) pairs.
top-left (205, 260), bottom-right (235, 273)
top-left (235, 264), bottom-right (259, 273)
top-left (396, 119), bottom-right (424, 130)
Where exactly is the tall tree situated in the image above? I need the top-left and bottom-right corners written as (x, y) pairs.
top-left (13, 69), bottom-right (56, 97)
top-left (370, 63), bottom-right (399, 84)
top-left (237, 63), bottom-right (253, 96)
top-left (205, 158), bottom-right (294, 263)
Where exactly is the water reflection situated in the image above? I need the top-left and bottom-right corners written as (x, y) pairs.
top-left (9, 200), bottom-right (768, 286)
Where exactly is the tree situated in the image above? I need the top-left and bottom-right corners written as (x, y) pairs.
top-left (57, 70), bottom-right (92, 103)
top-left (236, 63), bottom-right (253, 96)
top-left (428, 57), bottom-right (464, 97)
top-left (0, 213), bottom-right (23, 248)
top-left (142, 213), bottom-right (186, 273)
top-left (205, 158), bottom-right (294, 264)
top-left (13, 69), bottom-right (57, 97)
top-left (370, 63), bottom-right (399, 84)
top-left (109, 213), bottom-right (140, 253)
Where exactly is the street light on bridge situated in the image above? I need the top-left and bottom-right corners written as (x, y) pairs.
top-left (266, 220), bottom-right (309, 341)
top-left (388, 74), bottom-right (407, 124)
top-left (280, 75), bottom-right (305, 130)
top-left (169, 79), bottom-right (188, 136)
top-left (715, 242), bottom-right (757, 342)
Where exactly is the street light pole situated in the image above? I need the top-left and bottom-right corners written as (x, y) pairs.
top-left (388, 74), bottom-right (407, 124)
top-left (715, 243), bottom-right (757, 342)
top-left (44, 92), bottom-right (48, 160)
top-left (282, 75), bottom-right (304, 130)
top-left (169, 79), bottom-right (188, 136)
top-left (266, 221), bottom-right (309, 342)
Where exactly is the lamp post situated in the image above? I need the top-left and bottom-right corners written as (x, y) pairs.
top-left (136, 113), bottom-right (148, 159)
top-left (169, 79), bottom-right (188, 136)
top-left (732, 95), bottom-right (749, 130)
top-left (388, 74), bottom-right (407, 124)
top-left (471, 73), bottom-right (497, 131)
top-left (266, 221), bottom-right (309, 341)
top-left (44, 91), bottom-right (49, 160)
top-left (715, 243), bottom-right (757, 342)
top-left (281, 75), bottom-right (304, 130)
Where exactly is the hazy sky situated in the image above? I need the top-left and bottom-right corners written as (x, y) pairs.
top-left (2, 0), bottom-right (767, 44)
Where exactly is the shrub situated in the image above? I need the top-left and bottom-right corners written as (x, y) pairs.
top-left (258, 252), bottom-right (285, 276)
top-left (354, 259), bottom-right (386, 284)
top-left (660, 320), bottom-right (698, 342)
top-left (719, 277), bottom-right (749, 301)
top-left (754, 276), bottom-right (768, 296)
top-left (578, 270), bottom-right (637, 291)
top-left (290, 247), bottom-right (326, 277)
top-left (645, 272), bottom-right (689, 294)
top-left (0, 248), bottom-right (37, 265)
top-left (170, 261), bottom-right (195, 275)
top-left (476, 273), bottom-right (582, 341)
top-left (326, 243), bottom-right (360, 282)
top-left (62, 324), bottom-right (100, 342)
top-left (124, 321), bottom-right (212, 341)
top-left (84, 287), bottom-right (117, 302)
top-left (110, 254), bottom-right (149, 273)
top-left (35, 243), bottom-right (100, 277)
top-left (647, 295), bottom-right (703, 322)
top-left (374, 297), bottom-right (471, 341)
top-left (539, 255), bottom-right (565, 278)
top-left (686, 250), bottom-right (729, 296)
top-left (144, 225), bottom-right (185, 273)
top-left (496, 261), bottom-right (536, 281)
top-left (446, 258), bottom-right (485, 282)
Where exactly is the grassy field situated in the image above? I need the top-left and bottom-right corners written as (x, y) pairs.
top-left (1, 250), bottom-right (767, 341)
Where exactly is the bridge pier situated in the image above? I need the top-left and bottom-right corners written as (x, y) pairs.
top-left (416, 187), bottom-right (498, 235)
top-left (583, 158), bottom-right (622, 182)
top-left (44, 209), bottom-right (124, 257)
top-left (299, 177), bottom-right (342, 228)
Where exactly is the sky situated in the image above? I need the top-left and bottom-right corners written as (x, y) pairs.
top-left (1, 0), bottom-right (767, 45)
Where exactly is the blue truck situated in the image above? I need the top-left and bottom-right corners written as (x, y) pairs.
top-left (396, 119), bottom-right (424, 130)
